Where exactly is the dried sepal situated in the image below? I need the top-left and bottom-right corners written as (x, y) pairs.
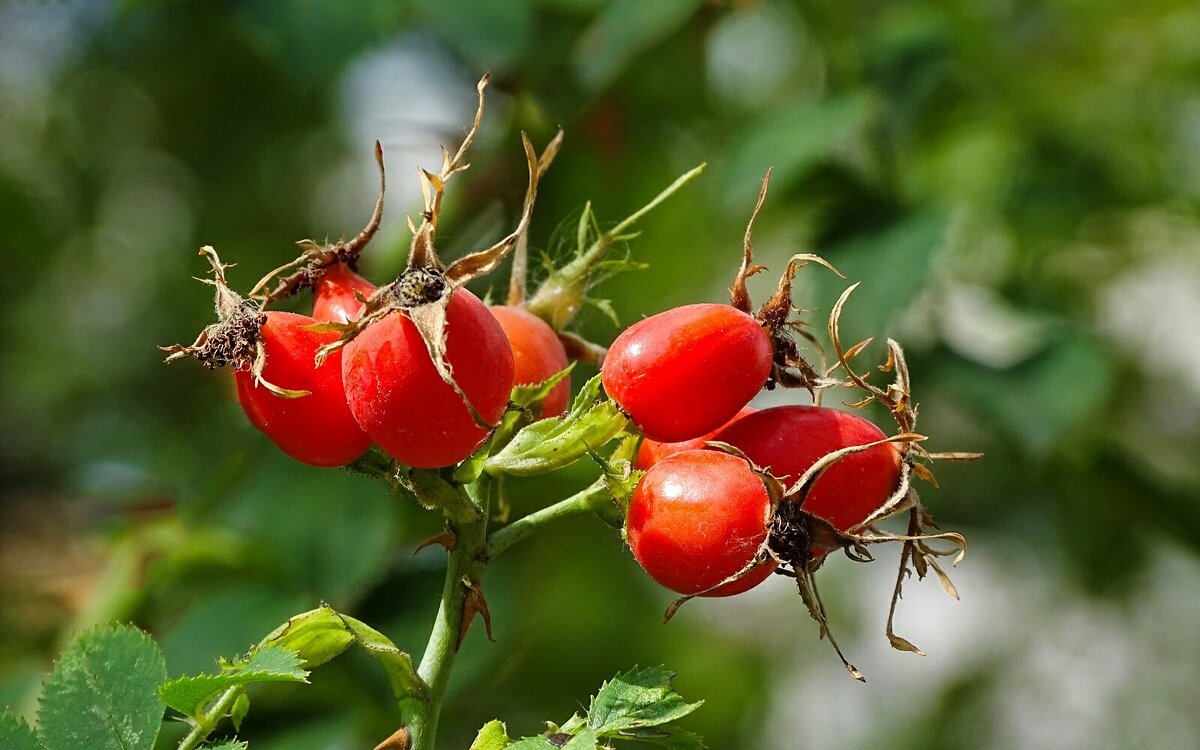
top-left (730, 169), bottom-right (771, 314)
top-left (312, 117), bottom-right (543, 435)
top-left (161, 246), bottom-right (304, 397)
top-left (444, 133), bottom-right (540, 285)
top-left (509, 129), bottom-right (566, 305)
top-left (250, 140), bottom-right (387, 303)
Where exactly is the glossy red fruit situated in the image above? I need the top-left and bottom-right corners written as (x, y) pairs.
top-left (489, 305), bottom-right (570, 417)
top-left (313, 262), bottom-right (377, 324)
top-left (635, 406), bottom-right (758, 470)
top-left (711, 405), bottom-right (903, 532)
top-left (234, 311), bottom-right (372, 467)
top-left (627, 450), bottom-right (777, 596)
top-left (602, 303), bottom-right (772, 442)
top-left (341, 288), bottom-right (514, 468)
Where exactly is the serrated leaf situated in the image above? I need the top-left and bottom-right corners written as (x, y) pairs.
top-left (205, 742), bottom-right (248, 750)
top-left (158, 645), bottom-right (308, 718)
top-left (506, 738), bottom-right (557, 749)
top-left (562, 727), bottom-right (599, 749)
top-left (468, 719), bottom-right (510, 750)
top-left (38, 624), bottom-right (167, 750)
top-left (588, 666), bottom-right (703, 736)
top-left (0, 712), bottom-right (41, 750)
top-left (485, 375), bottom-right (627, 476)
top-left (511, 363), bottom-right (576, 408)
top-left (557, 713), bottom-right (587, 734)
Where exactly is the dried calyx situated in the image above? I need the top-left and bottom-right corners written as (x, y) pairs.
top-left (663, 283), bottom-right (980, 681)
top-left (248, 139), bottom-right (387, 304)
top-left (302, 75), bottom-right (540, 428)
top-left (729, 170), bottom-right (846, 395)
top-left (160, 246), bottom-right (308, 398)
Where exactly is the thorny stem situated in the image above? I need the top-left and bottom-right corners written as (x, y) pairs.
top-left (176, 685), bottom-right (244, 750)
top-left (411, 480), bottom-right (490, 750)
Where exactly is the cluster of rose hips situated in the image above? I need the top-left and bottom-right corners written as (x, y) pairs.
top-left (165, 78), bottom-right (976, 679)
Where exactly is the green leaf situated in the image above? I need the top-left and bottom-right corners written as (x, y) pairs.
top-left (511, 363), bottom-right (576, 409)
top-left (485, 375), bottom-right (628, 476)
top-left (204, 742), bottom-right (248, 750)
top-left (468, 719), bottom-right (511, 750)
top-left (158, 645), bottom-right (308, 718)
top-left (563, 728), bottom-right (599, 749)
top-left (37, 625), bottom-right (167, 750)
top-left (0, 712), bottom-right (41, 750)
top-left (588, 666), bottom-right (703, 736)
top-left (506, 738), bottom-right (558, 750)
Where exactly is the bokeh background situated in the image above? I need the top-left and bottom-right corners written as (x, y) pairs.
top-left (3, 1), bottom-right (1200, 748)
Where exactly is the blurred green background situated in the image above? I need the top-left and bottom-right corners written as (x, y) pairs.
top-left (2, 0), bottom-right (1199, 748)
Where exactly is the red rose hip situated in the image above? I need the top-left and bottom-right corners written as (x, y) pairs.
top-left (235, 311), bottom-right (371, 467)
top-left (602, 303), bottom-right (772, 442)
top-left (489, 305), bottom-right (570, 417)
top-left (312, 262), bottom-right (377, 324)
top-left (711, 405), bottom-right (903, 532)
top-left (341, 288), bottom-right (514, 468)
top-left (627, 449), bottom-right (777, 596)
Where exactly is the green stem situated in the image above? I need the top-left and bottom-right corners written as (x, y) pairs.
top-left (411, 479), bottom-right (491, 750)
top-left (525, 163), bottom-right (705, 328)
top-left (487, 479), bottom-right (611, 559)
top-left (177, 686), bottom-right (244, 750)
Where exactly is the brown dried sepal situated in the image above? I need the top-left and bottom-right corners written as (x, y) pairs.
top-left (161, 246), bottom-right (308, 398)
top-left (728, 170), bottom-right (845, 395)
top-left (250, 140), bottom-right (387, 304)
top-left (310, 79), bottom-right (542, 429)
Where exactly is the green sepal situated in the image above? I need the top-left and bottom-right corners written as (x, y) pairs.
top-left (263, 605), bottom-right (427, 710)
top-left (485, 375), bottom-right (627, 477)
top-left (261, 606), bottom-right (356, 669)
top-left (468, 719), bottom-right (511, 750)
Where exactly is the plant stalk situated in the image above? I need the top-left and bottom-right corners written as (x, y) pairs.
top-left (177, 685), bottom-right (244, 750)
top-left (487, 478), bottom-right (611, 559)
top-left (410, 479), bottom-right (491, 750)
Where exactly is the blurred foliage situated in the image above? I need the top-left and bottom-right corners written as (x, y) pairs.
top-left (1, 0), bottom-right (1199, 748)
